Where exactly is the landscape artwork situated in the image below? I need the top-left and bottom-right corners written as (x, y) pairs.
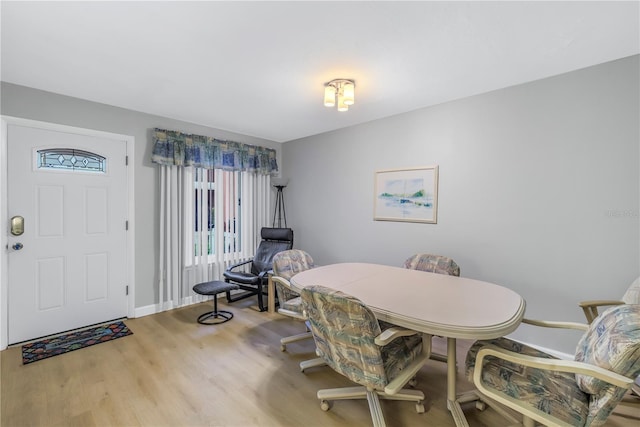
top-left (374, 166), bottom-right (438, 223)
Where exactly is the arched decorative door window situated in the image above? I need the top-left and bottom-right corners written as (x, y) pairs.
top-left (37, 148), bottom-right (106, 173)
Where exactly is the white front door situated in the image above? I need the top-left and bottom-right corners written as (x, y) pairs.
top-left (7, 123), bottom-right (129, 344)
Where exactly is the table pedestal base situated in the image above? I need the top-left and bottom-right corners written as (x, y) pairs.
top-left (450, 386), bottom-right (522, 426)
top-left (446, 338), bottom-right (491, 427)
top-left (447, 390), bottom-right (485, 427)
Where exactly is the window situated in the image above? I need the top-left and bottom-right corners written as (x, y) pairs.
top-left (187, 168), bottom-right (242, 262)
top-left (174, 166), bottom-right (270, 269)
top-left (37, 148), bottom-right (106, 173)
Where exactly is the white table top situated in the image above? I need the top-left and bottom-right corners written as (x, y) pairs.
top-left (291, 262), bottom-right (526, 340)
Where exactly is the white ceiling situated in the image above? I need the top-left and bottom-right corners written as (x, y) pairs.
top-left (2, 1), bottom-right (639, 143)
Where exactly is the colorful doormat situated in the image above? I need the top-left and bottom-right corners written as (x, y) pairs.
top-left (22, 321), bottom-right (133, 364)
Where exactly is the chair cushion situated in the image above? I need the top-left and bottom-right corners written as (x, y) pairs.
top-left (279, 295), bottom-right (303, 313)
top-left (466, 337), bottom-right (590, 426)
top-left (274, 282), bottom-right (300, 307)
top-left (193, 280), bottom-right (239, 295)
top-left (575, 304), bottom-right (640, 392)
top-left (574, 304), bottom-right (640, 425)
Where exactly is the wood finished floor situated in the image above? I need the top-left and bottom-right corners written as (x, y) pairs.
top-left (1, 297), bottom-right (639, 427)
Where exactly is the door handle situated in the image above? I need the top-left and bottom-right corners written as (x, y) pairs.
top-left (11, 216), bottom-right (24, 236)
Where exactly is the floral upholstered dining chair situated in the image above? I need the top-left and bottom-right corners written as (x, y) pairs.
top-left (271, 249), bottom-right (325, 372)
top-left (465, 304), bottom-right (640, 427)
top-left (301, 284), bottom-right (430, 427)
top-left (272, 249), bottom-right (314, 319)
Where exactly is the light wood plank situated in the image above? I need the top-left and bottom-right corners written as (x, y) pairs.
top-left (2, 299), bottom-right (638, 426)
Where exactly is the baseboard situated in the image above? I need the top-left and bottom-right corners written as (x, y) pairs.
top-left (132, 287), bottom-right (255, 318)
top-left (133, 295), bottom-right (204, 318)
top-left (134, 304), bottom-right (161, 318)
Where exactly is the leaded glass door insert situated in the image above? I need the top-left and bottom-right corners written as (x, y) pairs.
top-left (37, 148), bottom-right (106, 173)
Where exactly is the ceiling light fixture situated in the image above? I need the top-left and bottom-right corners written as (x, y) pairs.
top-left (324, 79), bottom-right (355, 112)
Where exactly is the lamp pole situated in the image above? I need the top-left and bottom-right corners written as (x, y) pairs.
top-left (272, 185), bottom-right (287, 228)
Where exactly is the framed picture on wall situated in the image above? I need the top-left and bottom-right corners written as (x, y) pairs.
top-left (374, 165), bottom-right (439, 223)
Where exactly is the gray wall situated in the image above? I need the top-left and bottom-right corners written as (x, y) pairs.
top-left (0, 82), bottom-right (281, 308)
top-left (282, 55), bottom-right (640, 353)
top-left (2, 55), bottom-right (638, 353)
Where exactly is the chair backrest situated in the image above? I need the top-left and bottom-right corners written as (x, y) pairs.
top-left (272, 250), bottom-right (314, 303)
top-left (301, 285), bottom-right (389, 390)
top-left (250, 227), bottom-right (294, 275)
top-left (621, 276), bottom-right (640, 304)
top-left (403, 253), bottom-right (460, 276)
top-left (574, 304), bottom-right (640, 426)
top-left (272, 249), bottom-right (314, 281)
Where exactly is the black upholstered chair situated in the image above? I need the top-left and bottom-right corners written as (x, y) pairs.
top-left (224, 227), bottom-right (293, 311)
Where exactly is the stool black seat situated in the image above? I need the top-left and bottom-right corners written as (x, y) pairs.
top-left (193, 280), bottom-right (239, 324)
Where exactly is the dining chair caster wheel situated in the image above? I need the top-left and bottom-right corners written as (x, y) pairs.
top-left (280, 344), bottom-right (286, 352)
top-left (475, 400), bottom-right (486, 411)
top-left (320, 400), bottom-right (331, 411)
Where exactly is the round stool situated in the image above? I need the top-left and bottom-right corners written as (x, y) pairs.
top-left (193, 280), bottom-right (239, 324)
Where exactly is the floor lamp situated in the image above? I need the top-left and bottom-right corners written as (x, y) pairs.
top-left (272, 179), bottom-right (288, 228)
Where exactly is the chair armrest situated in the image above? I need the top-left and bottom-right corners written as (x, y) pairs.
top-left (578, 300), bottom-right (624, 308)
top-left (271, 276), bottom-right (292, 289)
top-left (225, 259), bottom-right (253, 272)
top-left (384, 338), bottom-right (430, 395)
top-left (577, 300), bottom-right (624, 324)
top-left (258, 270), bottom-right (271, 280)
top-left (474, 344), bottom-right (634, 389)
top-left (522, 318), bottom-right (589, 332)
top-left (375, 326), bottom-right (420, 346)
top-left (376, 327), bottom-right (433, 395)
top-left (277, 308), bottom-right (306, 321)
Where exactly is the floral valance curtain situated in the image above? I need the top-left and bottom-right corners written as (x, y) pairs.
top-left (151, 128), bottom-right (278, 175)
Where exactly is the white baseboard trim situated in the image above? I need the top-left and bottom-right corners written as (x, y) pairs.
top-left (133, 295), bottom-right (211, 318)
top-left (514, 339), bottom-right (573, 360)
top-left (134, 304), bottom-right (161, 318)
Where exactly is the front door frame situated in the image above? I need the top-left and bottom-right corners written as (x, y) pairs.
top-left (0, 116), bottom-right (136, 349)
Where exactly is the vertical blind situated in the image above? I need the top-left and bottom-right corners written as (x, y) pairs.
top-left (154, 129), bottom-right (276, 311)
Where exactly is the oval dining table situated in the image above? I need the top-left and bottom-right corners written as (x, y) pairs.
top-left (290, 262), bottom-right (526, 427)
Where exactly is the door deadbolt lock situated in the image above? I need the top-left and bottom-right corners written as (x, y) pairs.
top-left (12, 243), bottom-right (23, 251)
top-left (11, 216), bottom-right (24, 236)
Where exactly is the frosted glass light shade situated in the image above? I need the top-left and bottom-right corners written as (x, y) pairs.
top-left (324, 85), bottom-right (336, 107)
top-left (337, 94), bottom-right (349, 112)
top-left (343, 82), bottom-right (355, 105)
